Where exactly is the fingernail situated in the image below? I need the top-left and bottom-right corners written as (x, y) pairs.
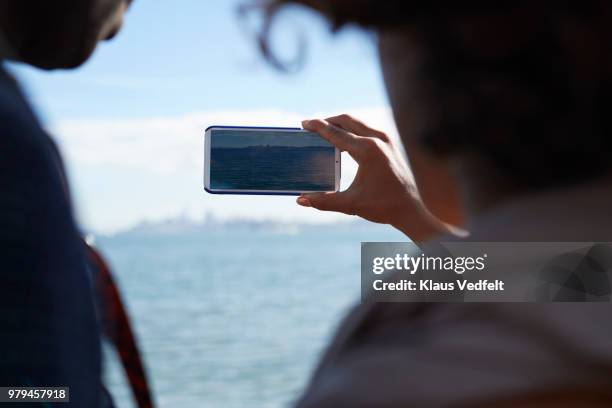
top-left (302, 119), bottom-right (311, 126)
top-left (297, 197), bottom-right (312, 207)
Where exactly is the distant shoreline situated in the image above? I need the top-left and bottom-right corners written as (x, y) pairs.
top-left (93, 217), bottom-right (371, 239)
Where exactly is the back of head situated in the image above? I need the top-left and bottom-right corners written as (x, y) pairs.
top-left (0, 0), bottom-right (130, 69)
top-left (265, 1), bottom-right (612, 190)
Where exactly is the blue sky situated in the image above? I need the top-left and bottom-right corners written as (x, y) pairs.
top-left (8, 0), bottom-right (397, 234)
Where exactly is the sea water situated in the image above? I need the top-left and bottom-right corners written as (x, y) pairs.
top-left (97, 221), bottom-right (405, 407)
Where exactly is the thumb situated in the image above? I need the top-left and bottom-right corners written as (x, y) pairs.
top-left (297, 192), bottom-right (353, 214)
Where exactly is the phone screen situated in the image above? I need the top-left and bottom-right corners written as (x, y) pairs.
top-left (209, 128), bottom-right (337, 192)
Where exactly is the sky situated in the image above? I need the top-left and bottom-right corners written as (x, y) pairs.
top-left (210, 130), bottom-right (332, 148)
top-left (8, 0), bottom-right (399, 234)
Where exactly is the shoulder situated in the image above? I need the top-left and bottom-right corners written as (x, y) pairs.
top-left (0, 78), bottom-right (55, 168)
top-left (298, 301), bottom-right (612, 407)
top-left (0, 74), bottom-right (79, 267)
top-left (0, 74), bottom-right (68, 198)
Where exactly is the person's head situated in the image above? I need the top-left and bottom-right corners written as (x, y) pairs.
top-left (0, 0), bottom-right (132, 69)
top-left (262, 1), bottom-right (612, 218)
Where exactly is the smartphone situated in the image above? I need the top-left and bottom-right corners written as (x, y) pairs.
top-left (204, 126), bottom-right (341, 195)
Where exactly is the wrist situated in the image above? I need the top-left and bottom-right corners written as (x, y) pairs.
top-left (391, 204), bottom-right (467, 244)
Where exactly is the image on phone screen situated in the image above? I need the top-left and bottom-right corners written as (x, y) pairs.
top-left (205, 127), bottom-right (340, 194)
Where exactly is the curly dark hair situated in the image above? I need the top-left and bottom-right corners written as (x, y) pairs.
top-left (257, 0), bottom-right (612, 189)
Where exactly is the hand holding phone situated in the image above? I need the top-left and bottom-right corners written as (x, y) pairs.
top-left (296, 115), bottom-right (467, 243)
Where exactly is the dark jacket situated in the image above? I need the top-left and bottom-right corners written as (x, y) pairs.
top-left (0, 65), bottom-right (102, 407)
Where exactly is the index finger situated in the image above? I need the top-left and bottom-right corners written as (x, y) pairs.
top-left (326, 114), bottom-right (389, 141)
top-left (302, 119), bottom-right (365, 158)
